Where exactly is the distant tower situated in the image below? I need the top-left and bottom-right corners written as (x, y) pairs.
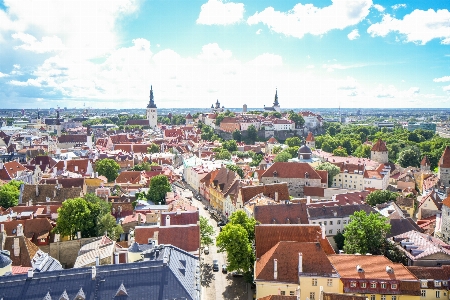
top-left (243, 104), bottom-right (247, 113)
top-left (146, 85), bottom-right (157, 129)
top-left (305, 132), bottom-right (315, 149)
top-left (56, 107), bottom-right (62, 137)
top-left (273, 89), bottom-right (280, 112)
top-left (439, 146), bottom-right (450, 187)
top-left (420, 155), bottom-right (431, 172)
top-left (37, 109), bottom-right (41, 125)
top-left (370, 139), bottom-right (388, 164)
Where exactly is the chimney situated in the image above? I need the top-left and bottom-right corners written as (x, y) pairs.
top-left (114, 253), bottom-right (119, 265)
top-left (0, 224), bottom-right (4, 232)
top-left (138, 213), bottom-right (142, 224)
top-left (298, 253), bottom-right (303, 273)
top-left (17, 224), bottom-right (23, 236)
top-left (165, 215), bottom-right (170, 226)
top-left (95, 256), bottom-right (100, 266)
top-left (91, 266), bottom-right (96, 280)
top-left (0, 162), bottom-right (3, 169)
top-left (46, 205), bottom-right (51, 214)
top-left (275, 191), bottom-right (279, 202)
top-left (27, 268), bottom-right (33, 279)
top-left (274, 259), bottom-right (278, 280)
top-left (35, 184), bottom-right (39, 197)
top-left (321, 223), bottom-right (325, 239)
top-left (307, 196), bottom-right (311, 204)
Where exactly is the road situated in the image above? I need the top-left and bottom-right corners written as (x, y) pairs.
top-left (174, 184), bottom-right (253, 299)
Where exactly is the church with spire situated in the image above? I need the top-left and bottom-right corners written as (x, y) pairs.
top-left (264, 88), bottom-right (281, 112)
top-left (146, 85), bottom-right (157, 129)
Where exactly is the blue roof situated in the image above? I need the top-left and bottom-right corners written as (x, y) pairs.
top-left (0, 245), bottom-right (200, 300)
top-left (0, 252), bottom-right (11, 268)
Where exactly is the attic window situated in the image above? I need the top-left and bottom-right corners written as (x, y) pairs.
top-left (74, 287), bottom-right (86, 300)
top-left (350, 281), bottom-right (357, 287)
top-left (115, 283), bottom-right (128, 296)
top-left (435, 281), bottom-right (442, 287)
top-left (391, 284), bottom-right (398, 289)
top-left (59, 290), bottom-right (69, 300)
top-left (420, 280), bottom-right (428, 288)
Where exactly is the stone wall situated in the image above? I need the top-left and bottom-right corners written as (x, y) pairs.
top-left (440, 168), bottom-right (450, 187)
top-left (48, 237), bottom-right (93, 268)
top-left (260, 177), bottom-right (322, 197)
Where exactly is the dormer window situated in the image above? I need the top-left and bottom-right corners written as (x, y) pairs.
top-left (381, 283), bottom-right (386, 289)
top-left (350, 281), bottom-right (357, 288)
top-left (370, 283), bottom-right (377, 288)
top-left (435, 281), bottom-right (441, 287)
top-left (391, 284), bottom-right (397, 289)
top-left (421, 280), bottom-right (428, 288)
top-left (361, 282), bottom-right (367, 288)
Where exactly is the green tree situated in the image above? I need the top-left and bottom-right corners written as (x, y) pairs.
top-left (365, 190), bottom-right (399, 206)
top-left (131, 161), bottom-right (158, 171)
top-left (333, 146), bottom-right (348, 157)
top-left (84, 193), bottom-right (112, 237)
top-left (274, 151), bottom-right (292, 162)
top-left (200, 216), bottom-right (215, 247)
top-left (285, 136), bottom-right (302, 147)
top-left (397, 148), bottom-right (421, 168)
top-left (232, 130), bottom-right (242, 142)
top-left (148, 175), bottom-right (171, 204)
top-left (0, 180), bottom-right (22, 208)
top-left (97, 214), bottom-right (123, 241)
top-left (53, 197), bottom-right (92, 239)
top-left (227, 164), bottom-right (244, 178)
top-left (353, 144), bottom-right (371, 158)
top-left (343, 211), bottom-right (391, 255)
top-left (215, 113), bottom-right (226, 126)
top-left (215, 149), bottom-right (232, 160)
top-left (272, 146), bottom-right (282, 154)
top-left (288, 111), bottom-right (305, 128)
top-left (315, 162), bottom-right (340, 187)
top-left (247, 125), bottom-right (257, 144)
top-left (147, 143), bottom-right (160, 154)
top-left (222, 140), bottom-right (238, 152)
top-left (216, 211), bottom-right (256, 280)
top-left (96, 158), bottom-right (120, 182)
top-left (333, 231), bottom-right (345, 250)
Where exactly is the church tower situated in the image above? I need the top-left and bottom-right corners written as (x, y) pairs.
top-left (273, 88), bottom-right (280, 112)
top-left (55, 107), bottom-right (62, 137)
top-left (146, 85), bottom-right (157, 129)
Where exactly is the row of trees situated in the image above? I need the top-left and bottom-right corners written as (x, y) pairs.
top-left (316, 123), bottom-right (450, 169)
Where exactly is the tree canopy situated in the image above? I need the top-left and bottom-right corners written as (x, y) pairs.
top-left (147, 174), bottom-right (171, 204)
top-left (147, 143), bottom-right (160, 154)
top-left (0, 180), bottom-right (22, 209)
top-left (397, 147), bottom-right (421, 168)
top-left (226, 164), bottom-right (244, 178)
top-left (285, 136), bottom-right (302, 147)
top-left (274, 151), bottom-right (292, 162)
top-left (343, 211), bottom-right (391, 254)
top-left (314, 162), bottom-right (340, 187)
top-left (247, 125), bottom-right (257, 144)
top-left (365, 190), bottom-right (399, 206)
top-left (200, 216), bottom-right (215, 247)
top-left (96, 158), bottom-right (120, 182)
top-left (288, 111), bottom-right (305, 128)
top-left (215, 149), bottom-right (231, 160)
top-left (222, 140), bottom-right (238, 152)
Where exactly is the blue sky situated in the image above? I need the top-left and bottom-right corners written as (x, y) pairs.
top-left (0, 0), bottom-right (450, 109)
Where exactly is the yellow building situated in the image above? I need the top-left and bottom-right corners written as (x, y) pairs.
top-left (254, 241), bottom-right (340, 299)
top-left (328, 255), bottom-right (421, 300)
top-left (408, 266), bottom-right (450, 300)
top-left (208, 167), bottom-right (239, 214)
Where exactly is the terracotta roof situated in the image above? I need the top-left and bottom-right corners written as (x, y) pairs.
top-left (240, 183), bottom-right (290, 203)
top-left (261, 162), bottom-right (323, 180)
top-left (307, 204), bottom-right (376, 220)
top-left (211, 167), bottom-right (239, 194)
top-left (323, 293), bottom-right (367, 300)
top-left (303, 186), bottom-right (325, 197)
top-left (371, 139), bottom-right (388, 152)
top-left (40, 178), bottom-right (85, 189)
top-left (255, 224), bottom-right (334, 258)
top-left (22, 184), bottom-right (83, 204)
top-left (256, 241), bottom-right (335, 283)
top-left (391, 230), bottom-right (450, 261)
top-left (421, 155), bottom-right (431, 167)
top-left (266, 137), bottom-right (279, 144)
top-left (160, 210), bottom-right (199, 226)
top-left (134, 224), bottom-right (200, 253)
top-left (254, 202), bottom-right (309, 225)
top-left (306, 132), bottom-right (315, 142)
top-left (0, 161), bottom-right (28, 181)
top-left (407, 265), bottom-right (450, 282)
top-left (57, 134), bottom-right (87, 144)
top-left (440, 146), bottom-right (450, 168)
top-left (3, 235), bottom-right (39, 267)
top-left (115, 171), bottom-right (142, 184)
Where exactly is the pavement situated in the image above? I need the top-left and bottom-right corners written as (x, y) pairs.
top-left (178, 183), bottom-right (254, 300)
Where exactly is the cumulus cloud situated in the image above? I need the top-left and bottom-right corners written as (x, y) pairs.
top-left (337, 76), bottom-right (359, 90)
top-left (348, 29), bottom-right (360, 40)
top-left (373, 4), bottom-right (385, 12)
top-left (0, 72), bottom-right (9, 78)
top-left (8, 79), bottom-right (42, 87)
top-left (12, 32), bottom-right (64, 53)
top-left (247, 53), bottom-right (282, 67)
top-left (434, 76), bottom-right (450, 83)
top-left (392, 4), bottom-right (406, 10)
top-left (198, 43), bottom-right (233, 60)
top-left (367, 9), bottom-right (450, 45)
top-left (197, 0), bottom-right (244, 25)
top-left (247, 0), bottom-right (372, 38)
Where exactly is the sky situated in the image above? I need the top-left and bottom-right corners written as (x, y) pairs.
top-left (1, 0), bottom-right (450, 109)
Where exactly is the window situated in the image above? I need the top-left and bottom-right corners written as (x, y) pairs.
top-left (329, 230), bottom-right (333, 234)
top-left (361, 282), bottom-right (367, 288)
top-left (371, 283), bottom-right (377, 288)
top-left (327, 279), bottom-right (333, 286)
top-left (435, 281), bottom-right (441, 287)
top-left (381, 295), bottom-right (386, 300)
top-left (350, 282), bottom-right (357, 287)
top-left (421, 290), bottom-right (426, 297)
top-left (330, 221), bottom-right (333, 225)
top-left (337, 220), bottom-right (341, 225)
top-left (280, 291), bottom-right (285, 295)
top-left (312, 278), bottom-right (317, 286)
top-left (310, 292), bottom-right (315, 300)
top-left (343, 220), bottom-right (347, 225)
top-left (391, 284), bottom-right (397, 289)
top-left (324, 221), bottom-right (327, 225)
top-left (392, 296), bottom-right (396, 300)
top-left (370, 295), bottom-right (376, 300)
top-left (436, 291), bottom-right (441, 298)
top-left (381, 283), bottom-right (386, 289)
top-left (290, 291), bottom-right (295, 296)
top-left (421, 280), bottom-right (428, 288)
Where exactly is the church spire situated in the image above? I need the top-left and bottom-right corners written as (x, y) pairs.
top-left (147, 85), bottom-right (157, 108)
top-left (273, 88), bottom-right (279, 106)
top-left (56, 107), bottom-right (61, 125)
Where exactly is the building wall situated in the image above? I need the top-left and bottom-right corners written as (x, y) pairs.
top-left (441, 205), bottom-right (450, 243)
top-left (332, 172), bottom-right (364, 190)
top-left (48, 237), bottom-right (94, 268)
top-left (419, 287), bottom-right (449, 300)
top-left (220, 122), bottom-right (240, 133)
top-left (255, 282), bottom-right (299, 299)
top-left (439, 168), bottom-right (450, 188)
top-left (147, 108), bottom-right (157, 129)
top-left (371, 151), bottom-right (389, 164)
top-left (299, 277), bottom-right (340, 300)
top-left (261, 177), bottom-right (322, 198)
top-left (309, 216), bottom-right (350, 236)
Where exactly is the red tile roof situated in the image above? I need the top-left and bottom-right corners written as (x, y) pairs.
top-left (261, 162), bottom-right (322, 180)
top-left (306, 132), bottom-right (315, 142)
top-left (371, 139), bottom-right (388, 152)
top-left (160, 210), bottom-right (199, 226)
top-left (440, 146), bottom-right (450, 168)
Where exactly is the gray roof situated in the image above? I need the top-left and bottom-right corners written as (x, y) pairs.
top-left (307, 203), bottom-right (376, 220)
top-left (0, 245), bottom-right (200, 300)
top-left (31, 250), bottom-right (63, 273)
top-left (0, 251), bottom-right (11, 268)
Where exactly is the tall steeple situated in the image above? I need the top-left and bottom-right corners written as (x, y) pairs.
top-left (55, 107), bottom-right (62, 137)
top-left (273, 88), bottom-right (279, 106)
top-left (147, 85), bottom-right (157, 108)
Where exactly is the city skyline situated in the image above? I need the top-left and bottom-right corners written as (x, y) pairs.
top-left (1, 0), bottom-right (450, 109)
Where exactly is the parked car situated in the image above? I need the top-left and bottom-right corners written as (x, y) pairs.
top-left (217, 220), bottom-right (226, 227)
top-left (222, 264), bottom-right (227, 274)
top-left (204, 247), bottom-right (209, 255)
top-left (232, 271), bottom-right (243, 277)
top-left (213, 260), bottom-right (219, 272)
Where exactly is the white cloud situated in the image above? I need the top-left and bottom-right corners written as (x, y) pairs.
top-left (8, 79), bottom-right (42, 87)
top-left (198, 43), bottom-right (233, 60)
top-left (306, 65), bottom-right (315, 69)
top-left (374, 84), bottom-right (419, 98)
top-left (434, 76), bottom-right (450, 83)
top-left (247, 0), bottom-right (372, 38)
top-left (367, 9), bottom-right (450, 45)
top-left (392, 4), bottom-right (406, 10)
top-left (348, 29), bottom-right (360, 40)
top-left (12, 32), bottom-right (65, 53)
top-left (247, 53), bottom-right (282, 67)
top-left (256, 29), bottom-right (262, 35)
top-left (443, 85), bottom-right (450, 92)
top-left (373, 4), bottom-right (385, 12)
top-left (197, 0), bottom-right (244, 25)
top-left (337, 76), bottom-right (358, 90)
top-left (0, 72), bottom-right (9, 78)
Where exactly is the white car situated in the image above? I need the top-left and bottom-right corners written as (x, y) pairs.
top-left (204, 247), bottom-right (209, 254)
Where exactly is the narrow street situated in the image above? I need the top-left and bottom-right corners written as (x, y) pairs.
top-left (175, 183), bottom-right (253, 299)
